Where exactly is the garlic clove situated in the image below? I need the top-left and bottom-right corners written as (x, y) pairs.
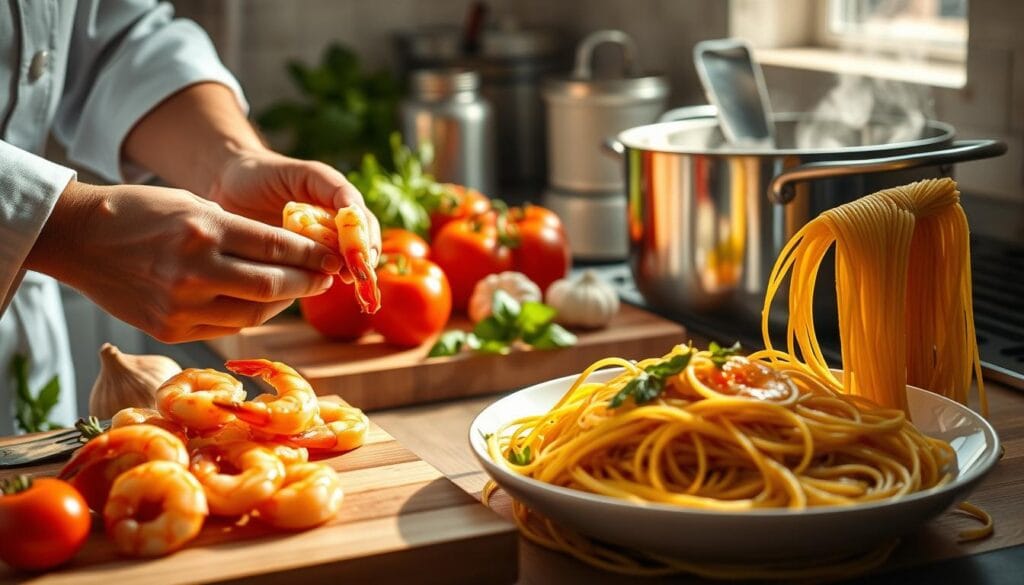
top-left (88, 343), bottom-right (182, 419)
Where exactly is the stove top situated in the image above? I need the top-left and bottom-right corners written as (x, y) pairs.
top-left (587, 233), bottom-right (1024, 390)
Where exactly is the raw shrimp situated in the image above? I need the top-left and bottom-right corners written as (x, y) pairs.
top-left (156, 369), bottom-right (245, 432)
top-left (256, 462), bottom-right (343, 530)
top-left (110, 407), bottom-right (187, 439)
top-left (190, 442), bottom-right (286, 516)
top-left (214, 359), bottom-right (318, 435)
top-left (286, 400), bottom-right (368, 453)
top-left (335, 205), bottom-right (381, 314)
top-left (282, 202), bottom-right (339, 251)
top-left (60, 425), bottom-right (189, 512)
top-left (104, 460), bottom-right (208, 557)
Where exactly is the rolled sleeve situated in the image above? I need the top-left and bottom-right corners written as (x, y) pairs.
top-left (0, 141), bottom-right (76, 311)
top-left (54, 1), bottom-right (247, 184)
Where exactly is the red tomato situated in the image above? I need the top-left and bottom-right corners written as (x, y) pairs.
top-left (372, 256), bottom-right (452, 347)
top-left (429, 184), bottom-right (491, 242)
top-left (381, 228), bottom-right (430, 260)
top-left (507, 205), bottom-right (570, 293)
top-left (300, 279), bottom-right (374, 340)
top-left (432, 214), bottom-right (513, 311)
top-left (0, 476), bottom-right (90, 571)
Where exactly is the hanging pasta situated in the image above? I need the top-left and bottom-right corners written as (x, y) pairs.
top-left (760, 178), bottom-right (986, 415)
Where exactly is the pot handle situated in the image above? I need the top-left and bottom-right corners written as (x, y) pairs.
top-left (573, 30), bottom-right (640, 79)
top-left (769, 139), bottom-right (1008, 204)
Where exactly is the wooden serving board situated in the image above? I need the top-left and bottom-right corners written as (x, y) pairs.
top-left (0, 399), bottom-right (517, 585)
top-left (204, 304), bottom-right (686, 411)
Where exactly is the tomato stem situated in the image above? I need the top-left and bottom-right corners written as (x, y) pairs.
top-left (75, 416), bottom-right (105, 441)
top-left (0, 475), bottom-right (32, 495)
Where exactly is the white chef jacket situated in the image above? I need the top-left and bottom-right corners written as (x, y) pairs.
top-left (0, 0), bottom-right (246, 434)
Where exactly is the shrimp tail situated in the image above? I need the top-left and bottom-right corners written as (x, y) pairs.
top-left (224, 359), bottom-right (276, 378)
top-left (213, 399), bottom-right (272, 427)
top-left (286, 427), bottom-right (338, 450)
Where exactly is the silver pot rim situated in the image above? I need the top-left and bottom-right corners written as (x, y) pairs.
top-left (617, 110), bottom-right (956, 157)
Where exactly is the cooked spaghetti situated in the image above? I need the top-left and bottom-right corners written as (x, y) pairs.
top-left (484, 345), bottom-right (966, 576)
top-left (760, 178), bottom-right (986, 414)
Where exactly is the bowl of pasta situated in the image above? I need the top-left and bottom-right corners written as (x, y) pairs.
top-left (470, 349), bottom-right (1000, 572)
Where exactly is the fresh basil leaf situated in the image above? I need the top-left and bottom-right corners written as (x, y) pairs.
top-left (516, 300), bottom-right (557, 336)
top-left (633, 376), bottom-right (665, 404)
top-left (610, 376), bottom-right (644, 408)
top-left (507, 445), bottom-right (532, 466)
top-left (491, 290), bottom-right (521, 327)
top-left (428, 330), bottom-right (468, 357)
top-left (474, 316), bottom-right (515, 343)
top-left (710, 341), bottom-right (742, 368)
top-left (476, 339), bottom-right (512, 355)
top-left (525, 323), bottom-right (578, 349)
top-left (644, 352), bottom-right (692, 378)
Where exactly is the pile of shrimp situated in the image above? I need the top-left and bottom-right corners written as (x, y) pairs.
top-left (283, 202), bottom-right (381, 314)
top-left (60, 359), bottom-right (367, 558)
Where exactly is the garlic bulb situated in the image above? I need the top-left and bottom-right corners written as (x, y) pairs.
top-left (545, 270), bottom-right (620, 329)
top-left (88, 343), bottom-right (182, 418)
top-left (468, 271), bottom-right (542, 323)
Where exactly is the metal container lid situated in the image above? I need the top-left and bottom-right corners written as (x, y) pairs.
top-left (410, 68), bottom-right (481, 100)
top-left (543, 30), bottom-right (669, 105)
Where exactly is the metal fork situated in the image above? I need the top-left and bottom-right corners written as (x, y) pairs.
top-left (0, 420), bottom-right (111, 468)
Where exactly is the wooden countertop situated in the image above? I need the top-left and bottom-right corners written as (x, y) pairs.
top-left (371, 377), bottom-right (1024, 584)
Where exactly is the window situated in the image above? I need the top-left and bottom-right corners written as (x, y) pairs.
top-left (819, 0), bottom-right (968, 62)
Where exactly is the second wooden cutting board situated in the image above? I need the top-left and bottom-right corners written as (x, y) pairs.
top-left (205, 304), bottom-right (686, 410)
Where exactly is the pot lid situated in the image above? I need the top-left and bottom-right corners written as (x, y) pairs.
top-left (543, 30), bottom-right (669, 102)
top-left (617, 106), bottom-right (954, 156)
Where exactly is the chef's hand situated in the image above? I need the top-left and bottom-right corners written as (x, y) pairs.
top-left (207, 148), bottom-right (382, 279)
top-left (25, 181), bottom-right (341, 343)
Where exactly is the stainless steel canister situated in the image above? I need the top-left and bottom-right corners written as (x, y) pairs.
top-left (396, 25), bottom-right (565, 196)
top-left (609, 106), bottom-right (1006, 316)
top-left (543, 30), bottom-right (669, 193)
top-left (401, 69), bottom-right (496, 194)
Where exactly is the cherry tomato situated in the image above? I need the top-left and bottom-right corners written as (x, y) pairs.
top-left (507, 205), bottom-right (570, 293)
top-left (0, 476), bottom-right (90, 571)
top-left (381, 228), bottom-right (430, 260)
top-left (300, 279), bottom-right (374, 340)
top-left (372, 255), bottom-right (452, 347)
top-left (429, 184), bottom-right (491, 242)
top-left (432, 213), bottom-right (513, 311)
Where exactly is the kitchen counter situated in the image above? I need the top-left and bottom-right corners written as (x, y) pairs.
top-left (150, 325), bottom-right (1024, 583)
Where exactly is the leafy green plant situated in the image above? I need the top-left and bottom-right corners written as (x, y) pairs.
top-left (348, 134), bottom-right (451, 237)
top-left (10, 355), bottom-right (63, 433)
top-left (609, 350), bottom-right (694, 408)
top-left (428, 290), bottom-right (577, 357)
top-left (257, 43), bottom-right (401, 172)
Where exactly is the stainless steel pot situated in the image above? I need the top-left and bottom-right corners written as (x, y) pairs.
top-left (543, 30), bottom-right (669, 193)
top-left (610, 106), bottom-right (1007, 316)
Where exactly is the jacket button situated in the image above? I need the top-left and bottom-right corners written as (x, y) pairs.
top-left (28, 50), bottom-right (50, 82)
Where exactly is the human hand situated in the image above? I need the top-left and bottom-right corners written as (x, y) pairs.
top-left (208, 149), bottom-right (382, 280)
top-left (26, 181), bottom-right (342, 342)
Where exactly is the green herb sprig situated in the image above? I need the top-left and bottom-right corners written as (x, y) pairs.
top-left (428, 290), bottom-right (577, 357)
top-left (709, 341), bottom-right (742, 368)
top-left (507, 445), bottom-right (533, 466)
top-left (10, 355), bottom-right (63, 433)
top-left (609, 351), bottom-right (693, 408)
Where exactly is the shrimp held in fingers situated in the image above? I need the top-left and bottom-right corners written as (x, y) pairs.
top-left (190, 442), bottom-right (286, 516)
top-left (336, 206), bottom-right (381, 314)
top-left (59, 424), bottom-right (189, 512)
top-left (157, 369), bottom-right (245, 432)
top-left (257, 462), bottom-right (343, 530)
top-left (104, 461), bottom-right (208, 557)
top-left (287, 400), bottom-right (368, 453)
top-left (214, 359), bottom-right (318, 435)
top-left (282, 202), bottom-right (340, 252)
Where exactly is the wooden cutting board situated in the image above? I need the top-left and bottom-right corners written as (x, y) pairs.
top-left (204, 303), bottom-right (686, 410)
top-left (0, 400), bottom-right (517, 585)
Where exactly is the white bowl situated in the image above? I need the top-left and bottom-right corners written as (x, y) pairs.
top-left (469, 368), bottom-right (1000, 563)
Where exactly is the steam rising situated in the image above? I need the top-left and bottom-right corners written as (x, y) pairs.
top-left (797, 76), bottom-right (933, 149)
